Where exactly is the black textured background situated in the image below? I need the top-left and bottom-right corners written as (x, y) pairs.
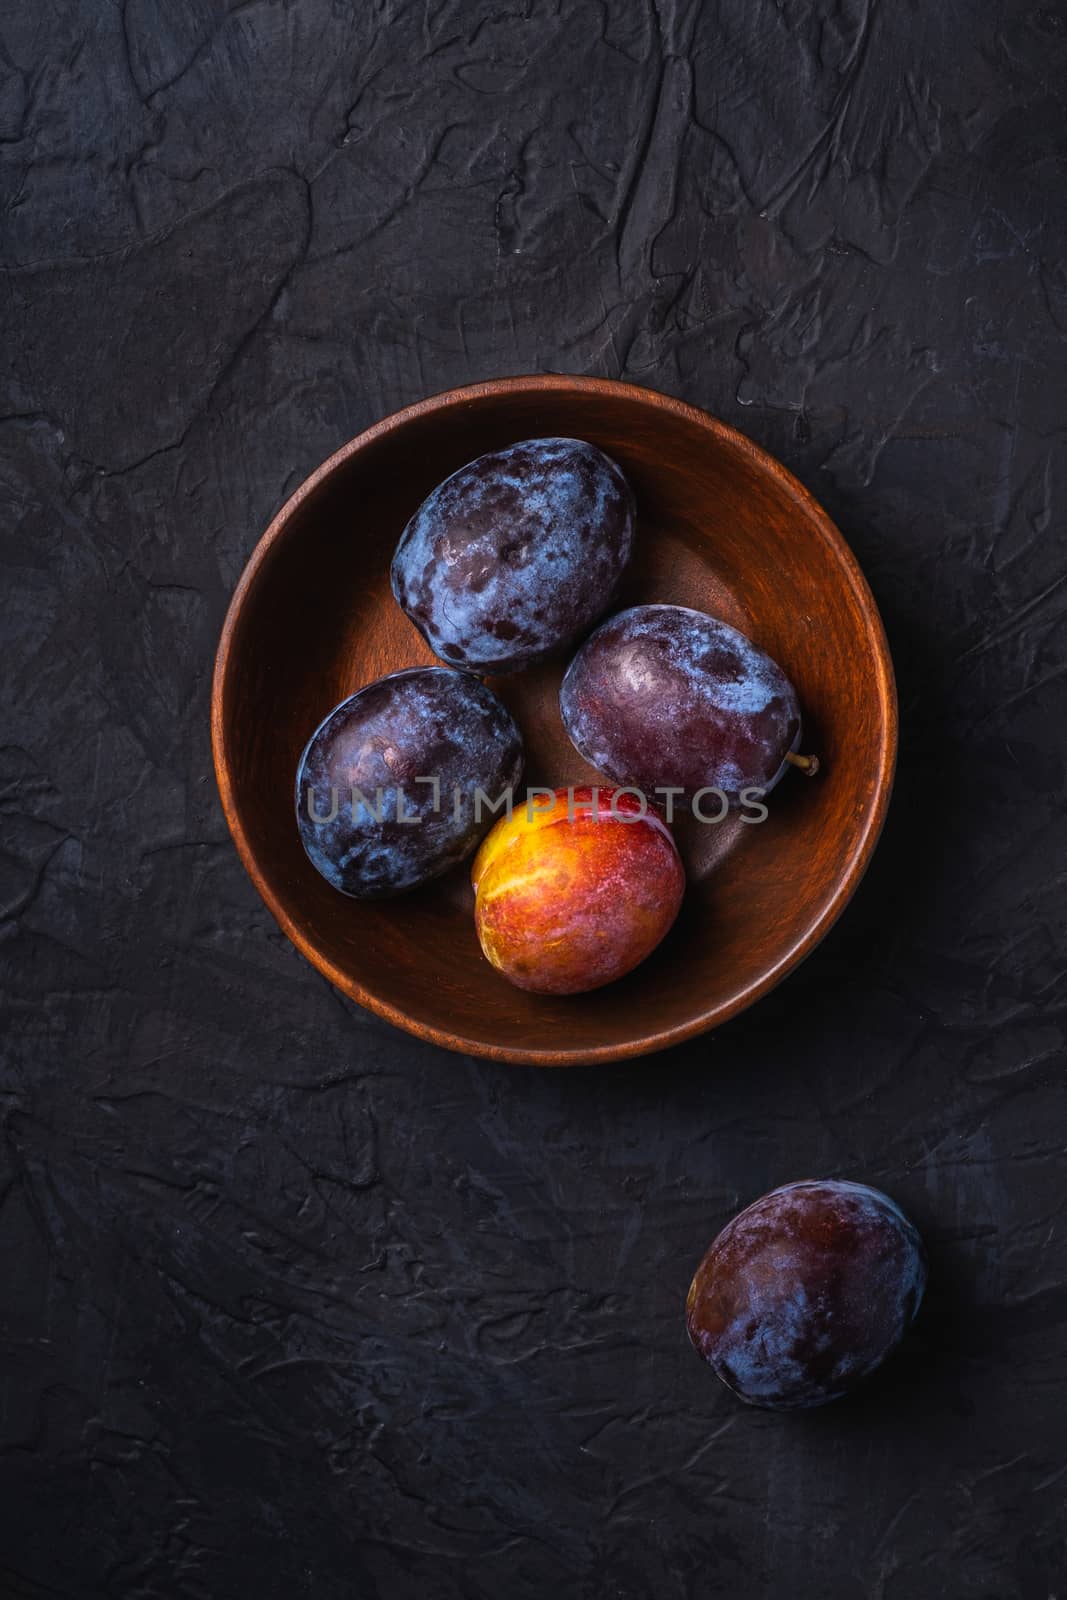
top-left (3, 2), bottom-right (1066, 1596)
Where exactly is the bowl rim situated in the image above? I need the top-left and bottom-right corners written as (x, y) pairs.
top-left (212, 374), bottom-right (898, 1066)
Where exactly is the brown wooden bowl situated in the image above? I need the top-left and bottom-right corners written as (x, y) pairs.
top-left (212, 376), bottom-right (896, 1065)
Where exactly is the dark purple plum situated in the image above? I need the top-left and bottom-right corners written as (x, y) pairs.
top-left (560, 604), bottom-right (811, 806)
top-left (295, 667), bottom-right (523, 898)
top-left (686, 1180), bottom-right (927, 1410)
top-left (391, 437), bottom-right (635, 673)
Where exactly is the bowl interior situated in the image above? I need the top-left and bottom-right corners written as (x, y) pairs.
top-left (214, 379), bottom-right (894, 1063)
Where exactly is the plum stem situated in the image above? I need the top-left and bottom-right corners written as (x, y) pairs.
top-left (785, 751), bottom-right (820, 776)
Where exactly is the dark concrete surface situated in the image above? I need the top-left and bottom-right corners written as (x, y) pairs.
top-left (2, 2), bottom-right (1065, 1595)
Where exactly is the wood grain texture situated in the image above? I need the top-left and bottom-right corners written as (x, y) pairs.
top-left (213, 376), bottom-right (897, 1063)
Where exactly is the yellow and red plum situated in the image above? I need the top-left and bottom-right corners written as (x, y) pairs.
top-left (391, 438), bottom-right (635, 673)
top-left (560, 604), bottom-right (804, 805)
top-left (296, 667), bottom-right (523, 898)
top-left (471, 786), bottom-right (684, 994)
top-left (686, 1179), bottom-right (927, 1410)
